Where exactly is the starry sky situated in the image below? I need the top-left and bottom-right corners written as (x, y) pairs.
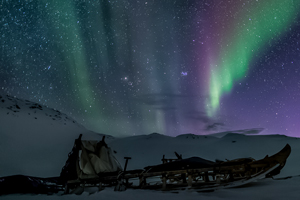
top-left (1, 0), bottom-right (300, 137)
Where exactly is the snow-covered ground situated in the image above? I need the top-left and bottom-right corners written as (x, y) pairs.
top-left (1, 94), bottom-right (300, 199)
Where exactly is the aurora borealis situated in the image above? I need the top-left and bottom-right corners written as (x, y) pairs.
top-left (207, 0), bottom-right (299, 117)
top-left (1, 0), bottom-right (300, 137)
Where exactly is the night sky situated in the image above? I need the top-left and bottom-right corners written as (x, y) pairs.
top-left (1, 0), bottom-right (300, 137)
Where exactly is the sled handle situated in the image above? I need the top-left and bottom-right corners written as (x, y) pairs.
top-left (124, 157), bottom-right (132, 172)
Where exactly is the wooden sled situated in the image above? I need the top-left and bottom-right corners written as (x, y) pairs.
top-left (122, 144), bottom-right (291, 191)
top-left (60, 134), bottom-right (291, 193)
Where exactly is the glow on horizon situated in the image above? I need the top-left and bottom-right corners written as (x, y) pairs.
top-left (207, 0), bottom-right (299, 117)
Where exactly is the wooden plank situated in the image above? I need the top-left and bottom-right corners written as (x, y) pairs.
top-left (187, 174), bottom-right (193, 187)
top-left (162, 175), bottom-right (167, 190)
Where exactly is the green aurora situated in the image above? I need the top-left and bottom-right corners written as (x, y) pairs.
top-left (207, 0), bottom-right (299, 117)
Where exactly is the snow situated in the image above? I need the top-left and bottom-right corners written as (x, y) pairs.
top-left (1, 178), bottom-right (300, 200)
top-left (1, 94), bottom-right (300, 199)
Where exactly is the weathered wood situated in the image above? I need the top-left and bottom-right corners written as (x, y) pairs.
top-left (216, 174), bottom-right (221, 184)
top-left (181, 173), bottom-right (187, 184)
top-left (139, 176), bottom-right (146, 188)
top-left (187, 174), bottom-right (193, 187)
top-left (162, 175), bottom-right (167, 190)
top-left (64, 184), bottom-right (69, 194)
top-left (204, 172), bottom-right (209, 182)
top-left (124, 157), bottom-right (131, 172)
top-left (98, 182), bottom-right (103, 191)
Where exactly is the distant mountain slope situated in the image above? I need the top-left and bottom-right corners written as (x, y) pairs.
top-left (0, 94), bottom-right (109, 177)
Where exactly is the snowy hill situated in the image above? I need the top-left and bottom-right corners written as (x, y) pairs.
top-left (0, 94), bottom-right (109, 177)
